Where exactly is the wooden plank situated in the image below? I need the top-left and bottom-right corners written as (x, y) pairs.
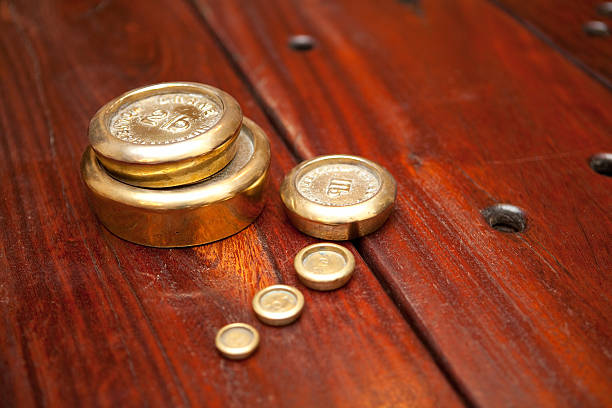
top-left (193, 0), bottom-right (612, 406)
top-left (492, 0), bottom-right (612, 86)
top-left (0, 0), bottom-right (464, 406)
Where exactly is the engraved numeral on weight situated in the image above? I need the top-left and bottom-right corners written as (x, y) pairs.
top-left (160, 114), bottom-right (190, 131)
top-left (140, 109), bottom-right (168, 126)
top-left (313, 254), bottom-right (330, 273)
top-left (224, 331), bottom-right (250, 347)
top-left (327, 178), bottom-right (352, 198)
top-left (140, 110), bottom-right (191, 132)
top-left (262, 293), bottom-right (293, 311)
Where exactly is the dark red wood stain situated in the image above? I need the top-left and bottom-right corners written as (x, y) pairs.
top-left (1, 0), bottom-right (611, 406)
top-left (193, 0), bottom-right (612, 406)
top-left (493, 0), bottom-right (612, 86)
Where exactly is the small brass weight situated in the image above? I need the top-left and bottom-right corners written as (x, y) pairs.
top-left (280, 155), bottom-right (396, 240)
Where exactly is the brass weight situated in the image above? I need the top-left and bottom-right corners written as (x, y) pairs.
top-left (89, 82), bottom-right (243, 188)
top-left (280, 155), bottom-right (397, 240)
top-left (82, 117), bottom-right (270, 247)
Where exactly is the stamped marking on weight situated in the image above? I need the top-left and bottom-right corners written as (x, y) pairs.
top-left (313, 253), bottom-right (330, 270)
top-left (303, 250), bottom-right (346, 274)
top-left (297, 163), bottom-right (380, 206)
top-left (220, 326), bottom-right (254, 348)
top-left (110, 92), bottom-right (222, 144)
top-left (327, 178), bottom-right (352, 198)
top-left (259, 289), bottom-right (298, 313)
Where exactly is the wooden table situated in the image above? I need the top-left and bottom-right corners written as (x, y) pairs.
top-left (1, 1), bottom-right (610, 406)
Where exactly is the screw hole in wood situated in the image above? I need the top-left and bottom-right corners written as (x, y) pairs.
top-left (481, 204), bottom-right (527, 233)
top-left (598, 2), bottom-right (612, 16)
top-left (589, 153), bottom-right (612, 176)
top-left (288, 35), bottom-right (316, 51)
top-left (583, 21), bottom-right (610, 36)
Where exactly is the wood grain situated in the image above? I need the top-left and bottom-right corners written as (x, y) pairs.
top-left (492, 0), bottom-right (612, 87)
top-left (193, 0), bottom-right (612, 406)
top-left (0, 0), bottom-right (463, 406)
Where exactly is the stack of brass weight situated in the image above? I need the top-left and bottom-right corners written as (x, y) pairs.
top-left (81, 82), bottom-right (270, 247)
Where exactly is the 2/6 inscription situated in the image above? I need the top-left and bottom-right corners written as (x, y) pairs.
top-left (109, 92), bottom-right (222, 144)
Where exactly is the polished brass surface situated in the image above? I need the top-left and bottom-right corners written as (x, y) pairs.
top-left (294, 243), bottom-right (355, 291)
top-left (89, 82), bottom-right (242, 188)
top-left (81, 118), bottom-right (270, 247)
top-left (215, 323), bottom-right (260, 360)
top-left (252, 285), bottom-right (304, 326)
top-left (280, 155), bottom-right (396, 240)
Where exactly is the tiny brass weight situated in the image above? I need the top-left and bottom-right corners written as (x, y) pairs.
top-left (215, 323), bottom-right (260, 360)
top-left (252, 285), bottom-right (305, 326)
top-left (294, 243), bottom-right (355, 291)
top-left (280, 155), bottom-right (396, 240)
top-left (89, 82), bottom-right (242, 188)
top-left (82, 117), bottom-right (270, 247)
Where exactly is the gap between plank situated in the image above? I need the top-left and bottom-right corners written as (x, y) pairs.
top-left (351, 239), bottom-right (478, 408)
top-left (185, 1), bottom-right (477, 406)
top-left (488, 0), bottom-right (612, 91)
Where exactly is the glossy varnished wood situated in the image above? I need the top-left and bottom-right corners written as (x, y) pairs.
top-left (493, 0), bottom-right (612, 86)
top-left (0, 0), bottom-right (463, 406)
top-left (194, 0), bottom-right (612, 406)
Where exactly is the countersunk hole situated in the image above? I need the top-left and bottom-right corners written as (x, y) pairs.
top-left (583, 21), bottom-right (610, 36)
top-left (481, 204), bottom-right (527, 233)
top-left (589, 153), bottom-right (612, 176)
top-left (288, 35), bottom-right (315, 51)
top-left (598, 2), bottom-right (612, 16)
